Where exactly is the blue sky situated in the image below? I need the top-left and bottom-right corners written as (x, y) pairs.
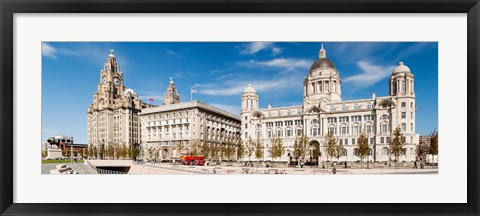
top-left (42, 42), bottom-right (438, 144)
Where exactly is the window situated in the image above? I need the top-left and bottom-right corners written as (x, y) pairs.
top-left (401, 112), bottom-right (406, 118)
top-left (386, 137), bottom-right (391, 143)
top-left (354, 104), bottom-right (359, 110)
top-left (297, 109), bottom-right (302, 115)
top-left (311, 119), bottom-right (319, 124)
top-left (381, 137), bottom-right (384, 144)
top-left (287, 110), bottom-right (291, 116)
top-left (366, 125), bottom-right (372, 133)
top-left (277, 111), bottom-right (281, 116)
top-left (381, 124), bottom-right (388, 133)
top-left (329, 106), bottom-right (335, 112)
top-left (339, 139), bottom-right (343, 145)
top-left (245, 132), bottom-right (248, 139)
top-left (382, 147), bottom-right (389, 155)
top-left (352, 138), bottom-right (356, 145)
top-left (296, 129), bottom-right (302, 136)
top-left (340, 126), bottom-right (348, 135)
top-left (352, 116), bottom-right (361, 122)
top-left (381, 115), bottom-right (389, 120)
top-left (352, 125), bottom-right (360, 134)
top-left (268, 131), bottom-right (272, 138)
top-left (342, 105), bottom-right (347, 111)
top-left (354, 148), bottom-right (359, 156)
top-left (327, 117), bottom-right (337, 123)
top-left (345, 139), bottom-right (348, 145)
top-left (401, 102), bottom-right (406, 107)
top-left (370, 138), bottom-right (375, 144)
top-left (363, 115), bottom-right (374, 121)
top-left (402, 123), bottom-right (406, 132)
top-left (339, 117), bottom-right (349, 122)
top-left (342, 149), bottom-right (347, 156)
top-left (245, 116), bottom-right (247, 120)
top-left (411, 102), bottom-right (414, 108)
top-left (245, 123), bottom-right (248, 129)
top-left (411, 112), bottom-right (413, 119)
top-left (366, 103), bottom-right (372, 109)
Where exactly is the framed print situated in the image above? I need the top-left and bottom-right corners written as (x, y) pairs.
top-left (1, 0), bottom-right (479, 216)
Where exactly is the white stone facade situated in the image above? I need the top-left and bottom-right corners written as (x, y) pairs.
top-left (241, 46), bottom-right (419, 163)
top-left (140, 81), bottom-right (241, 161)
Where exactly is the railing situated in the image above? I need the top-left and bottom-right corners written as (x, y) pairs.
top-left (95, 168), bottom-right (127, 174)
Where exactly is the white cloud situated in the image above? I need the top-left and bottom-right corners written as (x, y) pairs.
top-left (343, 60), bottom-right (395, 87)
top-left (42, 43), bottom-right (57, 59)
top-left (41, 42), bottom-right (86, 60)
top-left (238, 42), bottom-right (281, 55)
top-left (199, 75), bottom-right (302, 96)
top-left (238, 58), bottom-right (310, 70)
top-left (210, 103), bottom-right (241, 115)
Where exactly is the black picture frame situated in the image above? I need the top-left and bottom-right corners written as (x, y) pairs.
top-left (1, 0), bottom-right (479, 215)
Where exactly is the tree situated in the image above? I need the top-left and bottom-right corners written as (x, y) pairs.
top-left (415, 141), bottom-right (429, 164)
top-left (176, 141), bottom-right (185, 156)
top-left (293, 135), bottom-right (309, 163)
top-left (333, 142), bottom-right (344, 163)
top-left (357, 131), bottom-right (369, 169)
top-left (254, 137), bottom-right (264, 161)
top-left (323, 131), bottom-right (337, 163)
top-left (42, 149), bottom-right (48, 159)
top-left (389, 126), bottom-right (406, 169)
top-left (189, 140), bottom-right (200, 156)
top-left (429, 129), bottom-right (438, 164)
top-left (107, 145), bottom-right (115, 159)
top-left (246, 137), bottom-right (255, 161)
top-left (200, 142), bottom-right (211, 159)
top-left (236, 139), bottom-right (245, 161)
top-left (210, 144), bottom-right (219, 161)
top-left (130, 146), bottom-right (140, 161)
top-left (224, 142), bottom-right (235, 161)
top-left (86, 145), bottom-right (92, 159)
top-left (270, 136), bottom-right (285, 161)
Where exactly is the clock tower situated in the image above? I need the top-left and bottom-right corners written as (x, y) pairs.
top-left (87, 50), bottom-right (155, 158)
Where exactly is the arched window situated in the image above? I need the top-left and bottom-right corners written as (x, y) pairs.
top-left (401, 102), bottom-right (406, 107)
top-left (382, 147), bottom-right (389, 155)
top-left (353, 148), bottom-right (359, 156)
top-left (368, 148), bottom-right (373, 156)
top-left (342, 149), bottom-right (347, 156)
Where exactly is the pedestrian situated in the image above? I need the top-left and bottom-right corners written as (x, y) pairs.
top-left (332, 167), bottom-right (336, 174)
top-left (414, 160), bottom-right (418, 169)
top-left (344, 161), bottom-right (347, 169)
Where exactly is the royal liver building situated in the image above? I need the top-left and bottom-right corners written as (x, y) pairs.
top-left (87, 50), bottom-right (154, 151)
top-left (241, 46), bottom-right (419, 162)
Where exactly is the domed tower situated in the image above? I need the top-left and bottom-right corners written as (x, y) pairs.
top-left (389, 62), bottom-right (415, 97)
top-left (241, 84), bottom-right (259, 140)
top-left (389, 61), bottom-right (417, 146)
top-left (163, 77), bottom-right (180, 105)
top-left (241, 84), bottom-right (259, 112)
top-left (304, 44), bottom-right (342, 107)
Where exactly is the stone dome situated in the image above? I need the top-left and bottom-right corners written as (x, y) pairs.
top-left (244, 84), bottom-right (256, 94)
top-left (309, 58), bottom-right (336, 71)
top-left (393, 62), bottom-right (411, 74)
top-left (124, 88), bottom-right (136, 95)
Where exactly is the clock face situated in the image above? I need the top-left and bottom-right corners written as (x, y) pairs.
top-left (102, 76), bottom-right (106, 84)
top-left (113, 78), bottom-right (120, 86)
